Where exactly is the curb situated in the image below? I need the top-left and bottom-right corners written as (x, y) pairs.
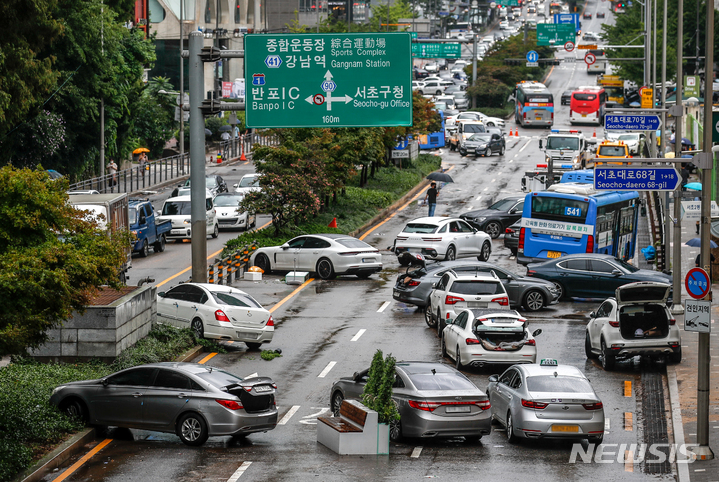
top-left (17, 428), bottom-right (97, 482)
top-left (176, 345), bottom-right (205, 363)
top-left (667, 366), bottom-right (691, 482)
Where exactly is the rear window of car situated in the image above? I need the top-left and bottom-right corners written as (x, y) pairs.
top-left (526, 375), bottom-right (593, 393)
top-left (336, 238), bottom-right (372, 249)
top-left (211, 291), bottom-right (262, 308)
top-left (598, 146), bottom-right (627, 157)
top-left (403, 223), bottom-right (439, 234)
top-left (409, 373), bottom-right (478, 391)
top-left (162, 201), bottom-right (191, 216)
top-left (464, 124), bottom-right (486, 133)
top-left (450, 280), bottom-right (504, 295)
top-left (573, 93), bottom-right (597, 101)
top-left (195, 368), bottom-right (244, 387)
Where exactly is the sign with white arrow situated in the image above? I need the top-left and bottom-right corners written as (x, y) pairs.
top-left (245, 33), bottom-right (413, 128)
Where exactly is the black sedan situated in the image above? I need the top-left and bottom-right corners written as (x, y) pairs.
top-left (414, 68), bottom-right (430, 79)
top-left (460, 195), bottom-right (524, 239)
top-left (503, 220), bottom-right (521, 255)
top-left (393, 257), bottom-right (559, 315)
top-left (459, 133), bottom-right (506, 157)
top-left (561, 89), bottom-right (574, 105)
top-left (173, 175), bottom-right (228, 197)
top-left (596, 11), bottom-right (605, 18)
top-left (525, 253), bottom-right (672, 300)
top-left (583, 12), bottom-right (592, 19)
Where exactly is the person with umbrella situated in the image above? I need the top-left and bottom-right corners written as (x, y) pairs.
top-left (423, 182), bottom-right (439, 216)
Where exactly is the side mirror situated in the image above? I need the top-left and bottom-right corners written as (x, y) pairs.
top-left (281, 243), bottom-right (290, 250)
top-left (612, 269), bottom-right (622, 276)
top-left (488, 374), bottom-right (499, 383)
top-left (101, 378), bottom-right (109, 387)
top-left (538, 140), bottom-right (543, 149)
top-left (158, 291), bottom-right (166, 298)
top-left (353, 372), bottom-right (362, 382)
top-left (589, 311), bottom-right (596, 318)
top-left (432, 283), bottom-right (438, 288)
top-left (532, 329), bottom-right (542, 337)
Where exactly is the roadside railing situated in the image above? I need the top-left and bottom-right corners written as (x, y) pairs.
top-left (208, 242), bottom-right (259, 284)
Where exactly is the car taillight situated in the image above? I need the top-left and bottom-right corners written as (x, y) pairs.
top-left (466, 338), bottom-right (480, 345)
top-left (523, 111), bottom-right (527, 119)
top-left (525, 339), bottom-right (536, 346)
top-left (491, 297), bottom-right (509, 306)
top-left (586, 234), bottom-right (594, 253)
top-left (338, 251), bottom-right (361, 256)
top-left (583, 402), bottom-right (604, 410)
top-left (518, 227), bottom-right (525, 250)
top-left (551, 111), bottom-right (554, 120)
top-left (216, 399), bottom-right (243, 410)
top-left (474, 400), bottom-right (491, 410)
top-left (526, 269), bottom-right (536, 276)
top-left (396, 236), bottom-right (408, 241)
top-left (505, 227), bottom-right (514, 234)
top-left (608, 321), bottom-right (619, 328)
top-left (215, 310), bottom-right (230, 322)
top-left (669, 318), bottom-right (676, 325)
top-left (569, 109), bottom-right (573, 117)
top-left (422, 237), bottom-right (442, 242)
top-left (407, 280), bottom-right (420, 287)
top-left (409, 400), bottom-right (442, 412)
top-left (445, 295), bottom-right (465, 305)
top-left (521, 399), bottom-right (548, 409)
top-left (267, 316), bottom-right (274, 327)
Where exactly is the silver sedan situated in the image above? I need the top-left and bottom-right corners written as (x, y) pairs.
top-left (486, 361), bottom-right (605, 443)
top-left (50, 362), bottom-right (278, 446)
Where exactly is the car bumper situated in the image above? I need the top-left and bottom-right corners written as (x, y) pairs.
top-left (218, 216), bottom-right (246, 229)
top-left (515, 412), bottom-right (604, 440)
top-left (607, 340), bottom-right (682, 360)
top-left (394, 245), bottom-right (445, 260)
top-left (460, 345), bottom-right (537, 366)
top-left (393, 287), bottom-right (429, 307)
top-left (208, 408), bottom-right (279, 437)
top-left (167, 227), bottom-right (192, 239)
top-left (401, 407), bottom-right (492, 438)
top-left (207, 323), bottom-right (275, 344)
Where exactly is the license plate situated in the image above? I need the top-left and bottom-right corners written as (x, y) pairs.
top-left (362, 258), bottom-right (374, 263)
top-left (535, 117), bottom-right (542, 120)
top-left (547, 251), bottom-right (562, 259)
top-left (467, 302), bottom-right (488, 308)
top-left (254, 385), bottom-right (272, 392)
top-left (582, 114), bottom-right (587, 117)
top-left (446, 405), bottom-right (471, 413)
top-left (171, 229), bottom-right (183, 234)
top-left (394, 289), bottom-right (401, 297)
top-left (236, 332), bottom-right (259, 339)
top-left (551, 424), bottom-right (579, 432)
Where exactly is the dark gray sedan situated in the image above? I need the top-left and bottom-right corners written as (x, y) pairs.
top-left (459, 133), bottom-right (506, 157)
top-left (329, 361), bottom-right (491, 442)
top-left (393, 258), bottom-right (560, 316)
top-left (50, 362), bottom-right (278, 446)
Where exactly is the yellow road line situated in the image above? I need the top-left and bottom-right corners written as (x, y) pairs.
top-left (624, 412), bottom-right (633, 431)
top-left (54, 438), bottom-right (113, 482)
top-left (624, 380), bottom-right (632, 397)
top-left (269, 278), bottom-right (314, 313)
top-left (198, 352), bottom-right (218, 364)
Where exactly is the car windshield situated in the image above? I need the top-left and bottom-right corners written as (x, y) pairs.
top-left (546, 137), bottom-right (580, 150)
top-left (434, 102), bottom-right (448, 111)
top-left (618, 134), bottom-right (637, 141)
top-left (214, 195), bottom-right (243, 207)
top-left (205, 177), bottom-right (218, 188)
top-left (403, 223), bottom-right (439, 234)
top-left (468, 134), bottom-right (491, 141)
top-left (526, 375), bottom-right (594, 393)
top-left (614, 257), bottom-right (640, 273)
top-left (337, 238), bottom-right (372, 249)
top-left (239, 176), bottom-right (260, 187)
top-left (451, 280), bottom-right (504, 295)
top-left (489, 198), bottom-right (516, 211)
top-left (211, 291), bottom-right (262, 308)
top-left (162, 201), bottom-right (191, 216)
top-left (464, 124), bottom-right (485, 133)
top-left (409, 372), bottom-right (478, 391)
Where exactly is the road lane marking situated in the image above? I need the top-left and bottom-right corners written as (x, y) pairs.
top-left (278, 405), bottom-right (301, 425)
top-left (245, 373), bottom-right (258, 379)
top-left (514, 154), bottom-right (519, 158)
top-left (483, 187), bottom-right (488, 191)
top-left (475, 195), bottom-right (482, 201)
top-left (624, 412), bottom-right (633, 431)
top-left (299, 407), bottom-right (330, 425)
top-left (509, 159), bottom-right (513, 163)
top-left (604, 419), bottom-right (610, 433)
top-left (625, 450), bottom-right (633, 472)
top-left (228, 461), bottom-right (252, 481)
top-left (491, 178), bottom-right (496, 183)
top-left (351, 329), bottom-right (367, 341)
top-left (377, 301), bottom-right (391, 312)
top-left (318, 361), bottom-right (337, 378)
top-left (198, 352), bottom-right (218, 364)
top-left (54, 439), bottom-right (113, 482)
top-left (624, 380), bottom-right (632, 397)
top-left (519, 140), bottom-right (531, 152)
top-left (411, 446), bottom-right (423, 458)
top-left (269, 278), bottom-right (314, 314)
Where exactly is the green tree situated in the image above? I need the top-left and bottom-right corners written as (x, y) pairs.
top-left (361, 350), bottom-right (400, 424)
top-left (0, 166), bottom-right (129, 356)
top-left (130, 77), bottom-right (175, 158)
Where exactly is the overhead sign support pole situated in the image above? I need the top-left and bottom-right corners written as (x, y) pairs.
top-left (672, 0), bottom-right (684, 315)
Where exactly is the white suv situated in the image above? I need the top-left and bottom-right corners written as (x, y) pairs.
top-left (394, 217), bottom-right (492, 264)
top-left (585, 282), bottom-right (681, 370)
top-left (428, 270), bottom-right (510, 336)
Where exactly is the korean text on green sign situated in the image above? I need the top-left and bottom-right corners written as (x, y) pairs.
top-left (536, 24), bottom-right (575, 46)
top-left (411, 43), bottom-right (462, 59)
top-left (244, 33), bottom-right (413, 128)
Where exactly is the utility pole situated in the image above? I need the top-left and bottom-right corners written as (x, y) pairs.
top-left (671, 0), bottom-right (684, 314)
top-left (179, 0), bottom-right (185, 167)
top-left (472, 33), bottom-right (478, 108)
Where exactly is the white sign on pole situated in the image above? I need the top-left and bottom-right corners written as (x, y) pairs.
top-left (391, 150), bottom-right (410, 159)
top-left (680, 200), bottom-right (719, 220)
top-left (684, 299), bottom-right (712, 333)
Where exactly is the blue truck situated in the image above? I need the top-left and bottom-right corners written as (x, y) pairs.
top-left (129, 199), bottom-right (172, 257)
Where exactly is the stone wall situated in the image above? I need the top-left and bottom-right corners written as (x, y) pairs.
top-left (29, 285), bottom-right (156, 363)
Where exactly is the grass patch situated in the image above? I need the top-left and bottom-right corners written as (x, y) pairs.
top-left (0, 324), bottom-right (206, 481)
top-left (260, 350), bottom-right (283, 361)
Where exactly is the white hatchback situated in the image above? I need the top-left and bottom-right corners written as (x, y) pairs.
top-left (394, 217), bottom-right (492, 265)
top-left (156, 283), bottom-right (274, 350)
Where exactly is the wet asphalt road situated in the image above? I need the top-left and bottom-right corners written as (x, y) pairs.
top-left (42, 3), bottom-right (678, 481)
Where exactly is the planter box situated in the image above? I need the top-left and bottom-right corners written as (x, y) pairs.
top-left (377, 423), bottom-right (390, 455)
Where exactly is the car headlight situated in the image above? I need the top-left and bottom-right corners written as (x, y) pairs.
top-left (477, 217), bottom-right (487, 222)
top-left (183, 218), bottom-right (191, 224)
top-left (480, 144), bottom-right (488, 149)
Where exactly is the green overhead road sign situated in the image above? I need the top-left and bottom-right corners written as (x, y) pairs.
top-left (411, 43), bottom-right (462, 59)
top-left (537, 24), bottom-right (575, 46)
top-left (245, 33), bottom-right (413, 128)
top-left (496, 0), bottom-right (520, 5)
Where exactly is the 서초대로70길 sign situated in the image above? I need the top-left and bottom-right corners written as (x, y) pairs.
top-left (244, 33), bottom-right (413, 128)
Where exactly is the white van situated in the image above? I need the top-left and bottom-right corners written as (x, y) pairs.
top-left (158, 194), bottom-right (219, 240)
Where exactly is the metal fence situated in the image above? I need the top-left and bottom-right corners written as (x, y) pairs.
top-left (208, 242), bottom-right (259, 284)
top-left (68, 133), bottom-right (279, 194)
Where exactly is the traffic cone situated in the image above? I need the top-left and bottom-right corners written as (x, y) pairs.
top-left (328, 217), bottom-right (337, 228)
top-left (240, 138), bottom-right (247, 161)
top-left (515, 128), bottom-right (519, 137)
top-left (593, 129), bottom-right (597, 138)
top-left (508, 129), bottom-right (514, 137)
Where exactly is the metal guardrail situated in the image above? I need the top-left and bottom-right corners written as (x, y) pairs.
top-left (68, 133), bottom-right (279, 194)
top-left (208, 242), bottom-right (259, 284)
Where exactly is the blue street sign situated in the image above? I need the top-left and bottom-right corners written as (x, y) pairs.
top-left (553, 13), bottom-right (581, 33)
top-left (594, 166), bottom-right (680, 191)
top-left (605, 114), bottom-right (662, 131)
top-left (526, 50), bottom-right (539, 62)
top-left (685, 268), bottom-right (711, 300)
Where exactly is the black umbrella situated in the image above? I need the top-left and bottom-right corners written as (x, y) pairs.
top-left (218, 125), bottom-right (233, 132)
top-left (204, 128), bottom-right (212, 136)
top-left (426, 171), bottom-right (454, 183)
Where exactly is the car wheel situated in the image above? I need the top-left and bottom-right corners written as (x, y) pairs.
top-left (437, 308), bottom-right (443, 337)
top-left (445, 245), bottom-right (457, 261)
top-left (485, 222), bottom-right (502, 239)
top-left (331, 391), bottom-right (344, 417)
top-left (177, 412), bottom-right (209, 446)
top-left (601, 339), bottom-right (615, 370)
top-left (418, 90), bottom-right (424, 95)
top-left (435, 90), bottom-right (442, 95)
top-left (510, 248), bottom-right (518, 256)
top-left (191, 318), bottom-right (204, 340)
top-left (460, 149), bottom-right (466, 156)
top-left (61, 398), bottom-right (88, 423)
top-left (424, 304), bottom-right (436, 328)
top-left (500, 144), bottom-right (505, 155)
top-left (478, 241), bottom-right (491, 261)
top-left (316, 258), bottom-right (336, 280)
top-left (670, 346), bottom-right (682, 363)
top-left (389, 417), bottom-right (403, 441)
top-left (523, 290), bottom-right (545, 312)
top-left (585, 332), bottom-right (598, 359)
top-left (245, 342), bottom-right (262, 350)
top-left (441, 336), bottom-right (448, 357)
top-left (487, 122), bottom-right (495, 127)
top-left (255, 253), bottom-right (272, 274)
top-left (455, 347), bottom-right (464, 369)
top-left (552, 282), bottom-right (566, 300)
top-left (506, 411), bottom-right (519, 444)
top-left (139, 239), bottom-right (149, 258)
top-left (153, 234), bottom-right (166, 253)
top-left (211, 223), bottom-right (219, 239)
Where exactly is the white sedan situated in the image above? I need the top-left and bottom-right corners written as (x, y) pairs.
top-left (234, 173), bottom-right (262, 195)
top-left (156, 283), bottom-right (273, 350)
top-left (214, 192), bottom-right (256, 231)
top-left (394, 217), bottom-right (492, 264)
top-left (251, 234), bottom-right (382, 280)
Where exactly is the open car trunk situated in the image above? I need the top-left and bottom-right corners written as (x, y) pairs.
top-left (474, 329), bottom-right (528, 351)
top-left (619, 304), bottom-right (670, 340)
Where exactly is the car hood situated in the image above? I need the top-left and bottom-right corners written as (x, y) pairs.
top-left (463, 139), bottom-right (490, 147)
top-left (626, 269), bottom-right (672, 283)
top-left (461, 209), bottom-right (497, 219)
top-left (59, 379), bottom-right (103, 388)
top-left (216, 206), bottom-right (243, 217)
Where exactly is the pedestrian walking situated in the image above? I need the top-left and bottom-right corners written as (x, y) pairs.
top-left (139, 153), bottom-right (147, 179)
top-left (424, 182), bottom-right (439, 217)
top-left (681, 165), bottom-right (690, 191)
top-left (107, 159), bottom-right (118, 188)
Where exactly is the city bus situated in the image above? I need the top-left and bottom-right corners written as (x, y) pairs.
top-left (597, 75), bottom-right (625, 106)
top-left (569, 86), bottom-right (606, 125)
top-left (517, 182), bottom-right (640, 265)
top-left (515, 81), bottom-right (555, 127)
top-left (549, 2), bottom-right (563, 14)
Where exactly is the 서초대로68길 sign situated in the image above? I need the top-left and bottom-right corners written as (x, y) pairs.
top-left (244, 33), bottom-right (413, 128)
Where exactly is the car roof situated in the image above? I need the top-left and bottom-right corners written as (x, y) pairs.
top-left (518, 364), bottom-right (586, 378)
top-left (408, 216), bottom-right (463, 225)
top-left (296, 233), bottom-right (358, 241)
top-left (469, 308), bottom-right (522, 318)
top-left (448, 271), bottom-right (499, 281)
top-left (395, 361), bottom-right (458, 374)
top-left (164, 194), bottom-right (211, 202)
top-left (168, 282), bottom-right (249, 295)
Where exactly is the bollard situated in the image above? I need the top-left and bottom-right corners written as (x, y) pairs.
top-left (208, 265), bottom-right (215, 284)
